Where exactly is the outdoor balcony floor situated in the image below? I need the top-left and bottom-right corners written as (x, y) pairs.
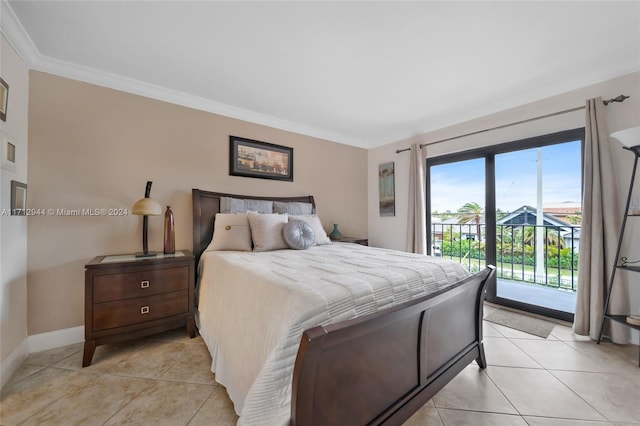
top-left (497, 278), bottom-right (577, 314)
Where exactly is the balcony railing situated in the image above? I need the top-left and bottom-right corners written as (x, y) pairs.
top-left (431, 223), bottom-right (580, 292)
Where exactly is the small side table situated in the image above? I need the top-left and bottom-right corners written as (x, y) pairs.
top-left (83, 250), bottom-right (196, 367)
top-left (331, 236), bottom-right (369, 246)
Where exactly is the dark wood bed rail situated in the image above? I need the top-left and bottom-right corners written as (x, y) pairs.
top-left (291, 266), bottom-right (495, 426)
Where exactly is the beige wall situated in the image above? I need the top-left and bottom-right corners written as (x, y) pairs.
top-left (369, 71), bottom-right (640, 250)
top-left (19, 68), bottom-right (640, 341)
top-left (368, 71), bottom-right (640, 342)
top-left (1, 34), bottom-right (30, 385)
top-left (27, 71), bottom-right (367, 335)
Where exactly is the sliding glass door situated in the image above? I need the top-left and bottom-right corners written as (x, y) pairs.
top-left (427, 129), bottom-right (584, 322)
top-left (494, 142), bottom-right (582, 317)
top-left (429, 157), bottom-right (487, 272)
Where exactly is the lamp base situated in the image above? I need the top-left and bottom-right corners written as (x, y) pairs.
top-left (135, 251), bottom-right (158, 258)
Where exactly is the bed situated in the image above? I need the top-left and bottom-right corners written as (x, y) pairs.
top-left (192, 189), bottom-right (494, 426)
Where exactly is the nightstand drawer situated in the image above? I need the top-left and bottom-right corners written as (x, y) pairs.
top-left (84, 251), bottom-right (195, 367)
top-left (93, 290), bottom-right (189, 331)
top-left (93, 266), bottom-right (189, 303)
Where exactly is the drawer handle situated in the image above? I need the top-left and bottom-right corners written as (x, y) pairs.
top-left (141, 306), bottom-right (150, 314)
top-left (141, 280), bottom-right (150, 288)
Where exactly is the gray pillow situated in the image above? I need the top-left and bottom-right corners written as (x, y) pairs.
top-left (273, 201), bottom-right (313, 215)
top-left (289, 215), bottom-right (331, 245)
top-left (283, 220), bottom-right (316, 250)
top-left (221, 197), bottom-right (273, 214)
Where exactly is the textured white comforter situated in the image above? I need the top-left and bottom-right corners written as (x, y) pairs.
top-left (196, 243), bottom-right (470, 426)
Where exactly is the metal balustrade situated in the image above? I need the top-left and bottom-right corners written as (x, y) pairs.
top-left (431, 223), bottom-right (580, 292)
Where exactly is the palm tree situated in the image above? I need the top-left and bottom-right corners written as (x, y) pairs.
top-left (522, 226), bottom-right (566, 249)
top-left (456, 202), bottom-right (484, 242)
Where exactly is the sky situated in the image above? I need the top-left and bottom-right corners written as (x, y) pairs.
top-left (430, 140), bottom-right (582, 214)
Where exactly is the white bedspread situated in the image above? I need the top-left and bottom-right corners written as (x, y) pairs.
top-left (196, 243), bottom-right (470, 426)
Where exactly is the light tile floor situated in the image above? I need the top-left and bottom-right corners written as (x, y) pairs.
top-left (2, 306), bottom-right (639, 425)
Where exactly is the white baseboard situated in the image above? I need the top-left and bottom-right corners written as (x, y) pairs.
top-left (1, 338), bottom-right (29, 389)
top-left (27, 325), bottom-right (85, 353)
top-left (1, 326), bottom-right (84, 389)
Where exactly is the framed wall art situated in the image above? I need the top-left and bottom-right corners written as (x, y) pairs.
top-left (379, 161), bottom-right (395, 216)
top-left (0, 77), bottom-right (8, 122)
top-left (229, 136), bottom-right (293, 181)
top-left (1, 129), bottom-right (16, 172)
top-left (11, 180), bottom-right (27, 215)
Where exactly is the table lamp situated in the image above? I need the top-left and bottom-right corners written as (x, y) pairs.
top-left (132, 181), bottom-right (162, 257)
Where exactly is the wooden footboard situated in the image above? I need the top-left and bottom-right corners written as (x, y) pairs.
top-left (291, 266), bottom-right (495, 426)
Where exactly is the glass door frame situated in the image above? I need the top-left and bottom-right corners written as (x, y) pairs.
top-left (426, 128), bottom-right (584, 322)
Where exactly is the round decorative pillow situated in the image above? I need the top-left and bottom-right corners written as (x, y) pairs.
top-left (283, 220), bottom-right (316, 250)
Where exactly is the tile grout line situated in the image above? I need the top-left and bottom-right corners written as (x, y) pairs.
top-left (99, 378), bottom-right (159, 425)
top-left (514, 328), bottom-right (627, 423)
top-left (185, 386), bottom-right (218, 426)
top-left (3, 366), bottom-right (97, 425)
top-left (478, 362), bottom-right (524, 420)
top-left (545, 368), bottom-right (623, 424)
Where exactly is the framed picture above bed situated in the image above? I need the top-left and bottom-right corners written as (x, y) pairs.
top-left (229, 136), bottom-right (293, 181)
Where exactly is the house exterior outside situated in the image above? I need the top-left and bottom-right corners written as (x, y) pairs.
top-left (496, 205), bottom-right (580, 252)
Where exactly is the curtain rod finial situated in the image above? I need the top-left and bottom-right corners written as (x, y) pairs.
top-left (603, 94), bottom-right (630, 105)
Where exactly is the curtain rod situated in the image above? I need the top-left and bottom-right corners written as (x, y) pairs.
top-left (395, 94), bottom-right (630, 154)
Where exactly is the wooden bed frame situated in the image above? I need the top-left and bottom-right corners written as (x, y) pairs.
top-left (192, 188), bottom-right (494, 426)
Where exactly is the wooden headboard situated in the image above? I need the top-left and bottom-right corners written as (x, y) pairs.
top-left (191, 189), bottom-right (316, 267)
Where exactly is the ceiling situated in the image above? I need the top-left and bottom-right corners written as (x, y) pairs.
top-left (3, 1), bottom-right (640, 149)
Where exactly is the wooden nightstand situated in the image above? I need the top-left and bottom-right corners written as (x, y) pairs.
top-left (330, 236), bottom-right (369, 246)
top-left (83, 250), bottom-right (196, 367)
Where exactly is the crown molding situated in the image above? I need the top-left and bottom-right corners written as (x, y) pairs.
top-left (0, 0), bottom-right (39, 67)
top-left (37, 60), bottom-right (369, 148)
top-left (34, 54), bottom-right (367, 147)
top-left (0, 1), bottom-right (368, 149)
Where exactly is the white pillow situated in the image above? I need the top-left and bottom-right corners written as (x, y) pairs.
top-left (289, 215), bottom-right (332, 245)
top-left (205, 213), bottom-right (252, 252)
top-left (247, 212), bottom-right (289, 252)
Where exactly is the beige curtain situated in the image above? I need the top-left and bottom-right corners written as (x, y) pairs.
top-left (406, 143), bottom-right (427, 254)
top-left (574, 97), bottom-right (627, 343)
